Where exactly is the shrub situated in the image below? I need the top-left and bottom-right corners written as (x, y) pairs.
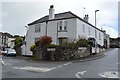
top-left (47, 44), bottom-right (58, 48)
top-left (76, 39), bottom-right (88, 47)
top-left (39, 35), bottom-right (52, 47)
top-left (58, 42), bottom-right (76, 49)
top-left (30, 44), bottom-right (37, 52)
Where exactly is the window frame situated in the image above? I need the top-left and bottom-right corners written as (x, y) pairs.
top-left (35, 24), bottom-right (41, 33)
top-left (64, 21), bottom-right (67, 31)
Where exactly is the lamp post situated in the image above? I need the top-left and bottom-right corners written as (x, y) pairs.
top-left (95, 10), bottom-right (99, 27)
top-left (95, 10), bottom-right (99, 54)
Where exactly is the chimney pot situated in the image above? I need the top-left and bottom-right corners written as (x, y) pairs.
top-left (50, 5), bottom-right (54, 8)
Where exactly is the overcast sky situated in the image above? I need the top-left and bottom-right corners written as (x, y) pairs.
top-left (0, 0), bottom-right (119, 38)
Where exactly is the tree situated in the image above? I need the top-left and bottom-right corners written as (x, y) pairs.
top-left (39, 35), bottom-right (52, 48)
top-left (14, 37), bottom-right (23, 56)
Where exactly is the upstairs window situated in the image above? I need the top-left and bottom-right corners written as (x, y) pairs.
top-left (83, 24), bottom-right (85, 33)
top-left (60, 21), bottom-right (62, 31)
top-left (95, 30), bottom-right (97, 38)
top-left (99, 32), bottom-right (101, 40)
top-left (88, 27), bottom-right (90, 35)
top-left (64, 21), bottom-right (67, 31)
top-left (35, 24), bottom-right (41, 33)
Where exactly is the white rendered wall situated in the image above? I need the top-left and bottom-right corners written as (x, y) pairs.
top-left (76, 19), bottom-right (104, 46)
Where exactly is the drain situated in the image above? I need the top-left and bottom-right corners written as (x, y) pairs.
top-left (99, 71), bottom-right (118, 78)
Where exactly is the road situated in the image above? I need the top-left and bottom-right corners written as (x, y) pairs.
top-left (1, 48), bottom-right (119, 78)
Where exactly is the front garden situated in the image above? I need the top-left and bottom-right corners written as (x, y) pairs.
top-left (30, 35), bottom-right (103, 61)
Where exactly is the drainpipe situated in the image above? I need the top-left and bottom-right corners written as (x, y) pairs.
top-left (56, 23), bottom-right (59, 44)
top-left (46, 21), bottom-right (48, 36)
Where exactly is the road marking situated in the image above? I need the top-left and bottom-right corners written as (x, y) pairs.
top-left (99, 71), bottom-right (118, 78)
top-left (57, 65), bottom-right (62, 68)
top-left (1, 60), bottom-right (6, 65)
top-left (1, 59), bottom-right (11, 66)
top-left (76, 71), bottom-right (87, 78)
top-left (14, 66), bottom-right (55, 72)
top-left (63, 62), bottom-right (72, 66)
top-left (117, 62), bottom-right (120, 64)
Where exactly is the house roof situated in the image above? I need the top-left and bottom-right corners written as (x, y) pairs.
top-left (28, 11), bottom-right (104, 32)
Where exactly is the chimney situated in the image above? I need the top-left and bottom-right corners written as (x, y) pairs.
top-left (49, 5), bottom-right (55, 20)
top-left (84, 14), bottom-right (89, 22)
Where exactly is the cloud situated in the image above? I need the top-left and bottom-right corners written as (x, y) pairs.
top-left (102, 26), bottom-right (118, 38)
top-left (1, 0), bottom-right (119, 37)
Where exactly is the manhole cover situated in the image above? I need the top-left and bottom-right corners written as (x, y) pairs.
top-left (99, 71), bottom-right (118, 78)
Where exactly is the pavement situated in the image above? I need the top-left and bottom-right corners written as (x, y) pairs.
top-left (13, 49), bottom-right (106, 63)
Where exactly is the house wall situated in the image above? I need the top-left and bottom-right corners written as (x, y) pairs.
top-left (26, 18), bottom-right (77, 55)
top-left (0, 33), bottom-right (2, 50)
top-left (76, 19), bottom-right (104, 46)
top-left (7, 38), bottom-right (15, 48)
top-left (25, 22), bottom-right (46, 56)
top-left (47, 18), bottom-right (77, 44)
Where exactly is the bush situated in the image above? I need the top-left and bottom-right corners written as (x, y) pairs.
top-left (76, 39), bottom-right (88, 47)
top-left (47, 44), bottom-right (58, 48)
top-left (39, 35), bottom-right (52, 47)
top-left (30, 44), bottom-right (37, 52)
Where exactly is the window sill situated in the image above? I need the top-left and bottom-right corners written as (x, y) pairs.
top-left (58, 30), bottom-right (67, 32)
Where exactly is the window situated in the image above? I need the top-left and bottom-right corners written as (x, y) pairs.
top-left (64, 21), bottom-right (67, 31)
top-left (88, 27), bottom-right (90, 35)
top-left (99, 32), bottom-right (101, 40)
top-left (35, 24), bottom-right (41, 32)
top-left (60, 21), bottom-right (62, 30)
top-left (83, 24), bottom-right (85, 33)
top-left (34, 37), bottom-right (39, 43)
top-left (95, 29), bottom-right (97, 38)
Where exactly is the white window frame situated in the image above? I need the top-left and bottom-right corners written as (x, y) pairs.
top-left (99, 32), bottom-right (101, 40)
top-left (35, 24), bottom-right (41, 33)
top-left (88, 27), bottom-right (90, 35)
top-left (64, 21), bottom-right (67, 31)
top-left (59, 21), bottom-right (62, 31)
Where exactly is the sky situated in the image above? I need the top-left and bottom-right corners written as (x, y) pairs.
top-left (0, 0), bottom-right (119, 38)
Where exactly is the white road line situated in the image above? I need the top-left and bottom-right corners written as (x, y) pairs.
top-left (57, 65), bottom-right (62, 68)
top-left (13, 66), bottom-right (55, 72)
top-left (63, 62), bottom-right (72, 66)
top-left (99, 71), bottom-right (118, 78)
top-left (1, 59), bottom-right (11, 66)
top-left (117, 62), bottom-right (120, 64)
top-left (1, 60), bottom-right (6, 65)
top-left (76, 71), bottom-right (87, 78)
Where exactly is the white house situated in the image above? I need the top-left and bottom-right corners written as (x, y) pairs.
top-left (25, 5), bottom-right (105, 56)
top-left (7, 38), bottom-right (15, 48)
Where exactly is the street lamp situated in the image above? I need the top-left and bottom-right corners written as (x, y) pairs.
top-left (95, 10), bottom-right (99, 54)
top-left (95, 10), bottom-right (99, 27)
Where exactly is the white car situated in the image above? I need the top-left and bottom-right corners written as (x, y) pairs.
top-left (6, 49), bottom-right (16, 57)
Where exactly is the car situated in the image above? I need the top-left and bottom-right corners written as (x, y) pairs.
top-left (6, 49), bottom-right (16, 57)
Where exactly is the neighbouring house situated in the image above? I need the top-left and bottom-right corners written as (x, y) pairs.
top-left (8, 38), bottom-right (15, 48)
top-left (25, 5), bottom-right (106, 56)
top-left (103, 30), bottom-right (110, 48)
top-left (0, 32), bottom-right (14, 50)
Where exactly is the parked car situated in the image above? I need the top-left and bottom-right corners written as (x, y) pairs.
top-left (6, 49), bottom-right (16, 57)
